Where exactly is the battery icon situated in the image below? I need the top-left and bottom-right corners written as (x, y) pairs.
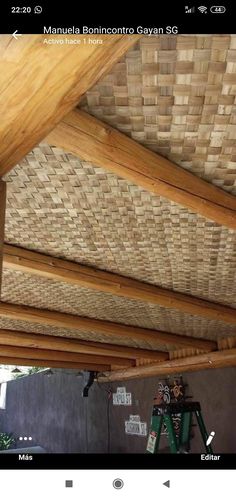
top-left (210, 6), bottom-right (226, 13)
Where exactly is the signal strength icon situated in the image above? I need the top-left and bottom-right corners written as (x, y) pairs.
top-left (185, 5), bottom-right (195, 13)
top-left (198, 5), bottom-right (207, 13)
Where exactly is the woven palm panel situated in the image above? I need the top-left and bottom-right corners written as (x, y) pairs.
top-left (4, 144), bottom-right (236, 307)
top-left (1, 268), bottom-right (236, 344)
top-left (79, 35), bottom-right (236, 195)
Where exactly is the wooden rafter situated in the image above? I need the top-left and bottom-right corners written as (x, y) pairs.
top-left (0, 34), bottom-right (140, 176)
top-left (4, 243), bottom-right (236, 325)
top-left (0, 329), bottom-right (169, 361)
top-left (0, 302), bottom-right (216, 351)
top-left (99, 348), bottom-right (236, 382)
top-left (47, 109), bottom-right (236, 229)
top-left (0, 344), bottom-right (134, 367)
top-left (0, 356), bottom-right (109, 372)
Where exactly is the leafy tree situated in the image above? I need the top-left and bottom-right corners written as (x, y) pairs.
top-left (27, 366), bottom-right (44, 375)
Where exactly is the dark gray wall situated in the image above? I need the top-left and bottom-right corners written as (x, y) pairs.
top-left (0, 366), bottom-right (235, 453)
top-left (0, 370), bottom-right (108, 453)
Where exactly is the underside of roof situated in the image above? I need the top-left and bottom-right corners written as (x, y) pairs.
top-left (80, 35), bottom-right (236, 194)
top-left (1, 34), bottom-right (236, 379)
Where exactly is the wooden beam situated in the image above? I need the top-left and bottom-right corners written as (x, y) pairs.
top-left (99, 348), bottom-right (236, 382)
top-left (4, 243), bottom-right (236, 326)
top-left (0, 344), bottom-right (134, 367)
top-left (0, 328), bottom-right (169, 361)
top-left (0, 182), bottom-right (6, 296)
top-left (0, 302), bottom-right (216, 351)
top-left (0, 356), bottom-right (109, 372)
top-left (0, 34), bottom-right (140, 176)
top-left (47, 109), bottom-right (236, 229)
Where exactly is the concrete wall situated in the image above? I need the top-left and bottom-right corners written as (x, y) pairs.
top-left (0, 370), bottom-right (108, 453)
top-left (0, 366), bottom-right (235, 453)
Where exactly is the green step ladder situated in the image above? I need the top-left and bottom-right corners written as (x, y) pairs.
top-left (146, 401), bottom-right (213, 454)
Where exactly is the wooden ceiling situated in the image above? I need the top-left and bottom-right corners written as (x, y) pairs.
top-left (1, 34), bottom-right (236, 380)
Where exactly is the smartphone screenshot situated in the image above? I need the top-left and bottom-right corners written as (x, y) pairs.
top-left (0, 1), bottom-right (235, 495)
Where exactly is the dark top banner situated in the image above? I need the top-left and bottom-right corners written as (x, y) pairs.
top-left (0, 1), bottom-right (235, 34)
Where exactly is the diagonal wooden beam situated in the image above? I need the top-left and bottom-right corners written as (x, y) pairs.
top-left (99, 348), bottom-right (236, 382)
top-left (0, 328), bottom-right (169, 361)
top-left (0, 356), bottom-right (109, 372)
top-left (0, 34), bottom-right (140, 176)
top-left (0, 182), bottom-right (6, 297)
top-left (4, 243), bottom-right (236, 326)
top-left (47, 109), bottom-right (236, 229)
top-left (0, 344), bottom-right (134, 367)
top-left (0, 301), bottom-right (217, 351)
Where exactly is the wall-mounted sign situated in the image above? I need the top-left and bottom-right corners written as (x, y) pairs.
top-left (113, 387), bottom-right (132, 406)
top-left (125, 415), bottom-right (147, 436)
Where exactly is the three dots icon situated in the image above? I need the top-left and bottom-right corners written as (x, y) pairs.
top-left (19, 436), bottom-right (33, 441)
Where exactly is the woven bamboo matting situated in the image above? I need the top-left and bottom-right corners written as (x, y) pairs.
top-left (4, 144), bottom-right (236, 310)
top-left (1, 268), bottom-right (236, 347)
top-left (80, 35), bottom-right (236, 194)
top-left (2, 35), bottom-right (236, 353)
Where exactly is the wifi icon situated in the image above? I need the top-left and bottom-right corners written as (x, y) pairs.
top-left (198, 5), bottom-right (207, 13)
